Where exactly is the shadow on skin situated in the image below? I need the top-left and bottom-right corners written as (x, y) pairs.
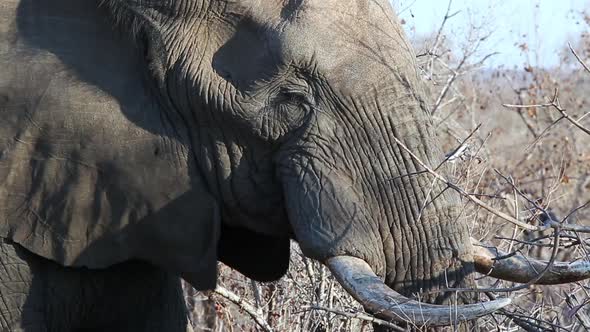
top-left (2, 237), bottom-right (189, 330)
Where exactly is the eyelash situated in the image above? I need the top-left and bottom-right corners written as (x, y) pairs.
top-left (279, 89), bottom-right (313, 108)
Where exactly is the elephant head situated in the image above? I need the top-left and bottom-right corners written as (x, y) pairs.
top-left (2, 0), bottom-right (589, 328)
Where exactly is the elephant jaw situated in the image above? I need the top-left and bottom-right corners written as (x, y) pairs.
top-left (325, 256), bottom-right (511, 326)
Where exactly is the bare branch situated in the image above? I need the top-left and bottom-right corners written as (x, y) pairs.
top-left (302, 305), bottom-right (407, 331)
top-left (437, 123), bottom-right (481, 169)
top-left (390, 132), bottom-right (542, 231)
top-left (569, 42), bottom-right (590, 74)
top-left (504, 89), bottom-right (590, 137)
top-left (429, 0), bottom-right (459, 54)
top-left (392, 131), bottom-right (590, 235)
top-left (214, 286), bottom-right (274, 332)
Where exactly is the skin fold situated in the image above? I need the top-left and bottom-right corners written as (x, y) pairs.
top-left (0, 0), bottom-right (480, 330)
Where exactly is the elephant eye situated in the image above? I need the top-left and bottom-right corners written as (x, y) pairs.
top-left (256, 87), bottom-right (315, 142)
top-left (278, 88), bottom-right (314, 108)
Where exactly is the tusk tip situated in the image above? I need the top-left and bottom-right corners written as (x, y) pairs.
top-left (484, 297), bottom-right (511, 311)
top-left (451, 297), bottom-right (511, 321)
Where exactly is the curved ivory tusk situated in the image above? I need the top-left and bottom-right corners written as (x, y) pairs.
top-left (326, 256), bottom-right (511, 326)
top-left (472, 240), bottom-right (590, 284)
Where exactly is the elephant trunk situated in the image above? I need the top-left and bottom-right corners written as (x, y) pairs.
top-left (373, 118), bottom-right (506, 330)
top-left (361, 107), bottom-right (480, 306)
top-left (278, 94), bottom-right (511, 326)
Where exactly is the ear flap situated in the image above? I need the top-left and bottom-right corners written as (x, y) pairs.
top-left (74, 188), bottom-right (222, 291)
top-left (0, 163), bottom-right (222, 290)
top-left (0, 0), bottom-right (222, 291)
top-left (218, 223), bottom-right (290, 282)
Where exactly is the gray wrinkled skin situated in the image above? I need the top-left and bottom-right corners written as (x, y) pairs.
top-left (0, 0), bottom-right (477, 330)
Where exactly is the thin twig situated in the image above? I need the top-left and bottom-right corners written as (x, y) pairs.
top-left (393, 131), bottom-right (590, 235)
top-left (214, 286), bottom-right (273, 332)
top-left (301, 305), bottom-right (407, 331)
top-left (569, 42), bottom-right (590, 75)
top-left (436, 123), bottom-right (481, 170)
top-left (389, 130), bottom-right (542, 231)
top-left (504, 89), bottom-right (590, 137)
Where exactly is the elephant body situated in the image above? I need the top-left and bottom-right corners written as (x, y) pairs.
top-left (0, 0), bottom-right (555, 330)
top-left (0, 1), bottom-right (214, 329)
top-left (0, 238), bottom-right (189, 331)
top-left (1, 0), bottom-right (219, 278)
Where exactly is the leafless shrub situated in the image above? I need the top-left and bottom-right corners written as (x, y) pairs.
top-left (424, 4), bottom-right (590, 330)
top-left (184, 243), bottom-right (369, 332)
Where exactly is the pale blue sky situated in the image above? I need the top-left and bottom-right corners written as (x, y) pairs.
top-left (391, 0), bottom-right (589, 68)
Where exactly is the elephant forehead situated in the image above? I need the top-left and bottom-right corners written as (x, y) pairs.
top-left (277, 0), bottom-right (415, 93)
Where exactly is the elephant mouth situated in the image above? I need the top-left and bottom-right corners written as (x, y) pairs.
top-left (324, 238), bottom-right (590, 326)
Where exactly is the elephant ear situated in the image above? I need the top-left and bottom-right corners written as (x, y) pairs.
top-left (0, 0), bottom-right (220, 289)
top-left (218, 223), bottom-right (290, 282)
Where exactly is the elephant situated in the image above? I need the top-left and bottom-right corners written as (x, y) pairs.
top-left (0, 0), bottom-right (589, 330)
